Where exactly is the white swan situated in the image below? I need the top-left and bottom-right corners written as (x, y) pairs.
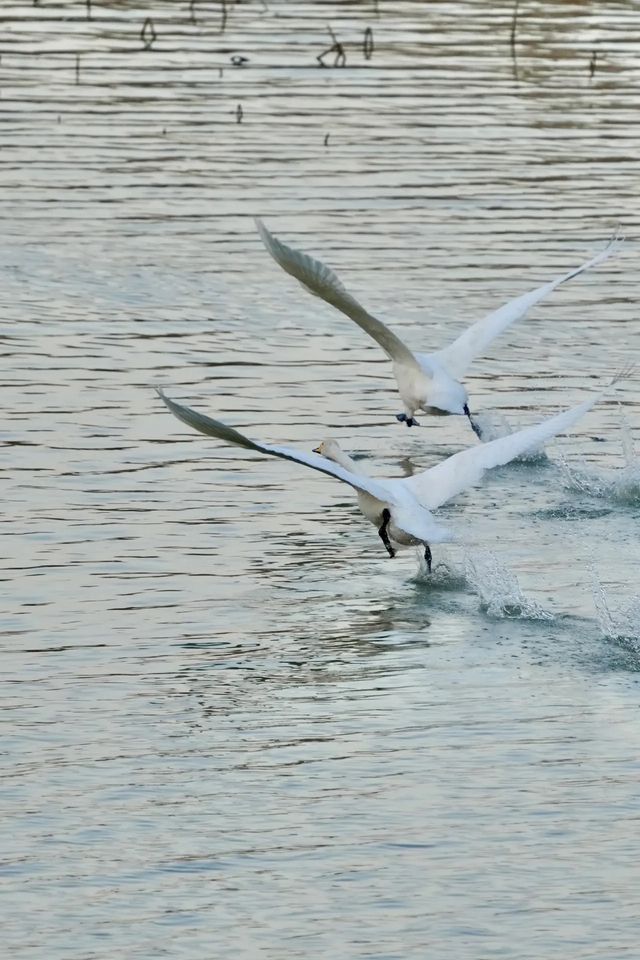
top-left (256, 219), bottom-right (620, 435)
top-left (157, 384), bottom-right (614, 570)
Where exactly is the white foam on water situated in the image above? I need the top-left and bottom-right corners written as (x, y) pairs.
top-left (464, 551), bottom-right (556, 621)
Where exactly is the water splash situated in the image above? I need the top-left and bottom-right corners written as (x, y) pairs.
top-left (592, 569), bottom-right (640, 650)
top-left (464, 551), bottom-right (555, 621)
top-left (559, 409), bottom-right (640, 504)
top-left (414, 554), bottom-right (468, 590)
top-left (473, 411), bottom-right (548, 463)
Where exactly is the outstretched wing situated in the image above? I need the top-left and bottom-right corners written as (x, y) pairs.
top-left (255, 218), bottom-right (422, 372)
top-left (157, 389), bottom-right (396, 504)
top-left (436, 234), bottom-right (621, 379)
top-left (403, 389), bottom-right (606, 510)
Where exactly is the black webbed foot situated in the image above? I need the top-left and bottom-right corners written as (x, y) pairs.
top-left (378, 508), bottom-right (396, 558)
top-left (396, 413), bottom-right (419, 428)
top-left (464, 403), bottom-right (482, 441)
top-left (423, 544), bottom-right (432, 574)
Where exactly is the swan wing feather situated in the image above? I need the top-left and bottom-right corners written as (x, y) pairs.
top-left (256, 218), bottom-right (421, 371)
top-left (157, 389), bottom-right (397, 505)
top-left (437, 234), bottom-right (621, 378)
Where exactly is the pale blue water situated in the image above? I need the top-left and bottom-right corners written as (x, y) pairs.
top-left (2, 2), bottom-right (640, 958)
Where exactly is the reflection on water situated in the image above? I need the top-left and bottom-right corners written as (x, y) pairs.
top-left (2, 2), bottom-right (640, 958)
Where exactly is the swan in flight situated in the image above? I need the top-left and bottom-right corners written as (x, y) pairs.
top-left (256, 219), bottom-right (620, 436)
top-left (157, 384), bottom-right (614, 571)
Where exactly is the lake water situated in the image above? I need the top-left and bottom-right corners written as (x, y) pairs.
top-left (2, 2), bottom-right (640, 957)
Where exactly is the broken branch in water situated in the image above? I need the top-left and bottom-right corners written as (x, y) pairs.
top-left (363, 26), bottom-right (374, 60)
top-left (217, 0), bottom-right (228, 34)
top-left (141, 17), bottom-right (157, 50)
top-left (317, 25), bottom-right (346, 68)
top-left (510, 0), bottom-right (519, 80)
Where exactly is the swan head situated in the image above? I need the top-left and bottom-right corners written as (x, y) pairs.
top-left (312, 439), bottom-right (343, 462)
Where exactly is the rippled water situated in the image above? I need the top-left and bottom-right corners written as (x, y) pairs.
top-left (2, 2), bottom-right (640, 957)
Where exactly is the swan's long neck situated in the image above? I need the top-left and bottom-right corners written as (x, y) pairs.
top-left (332, 447), bottom-right (368, 476)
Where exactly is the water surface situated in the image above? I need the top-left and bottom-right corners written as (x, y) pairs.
top-left (2, 2), bottom-right (640, 957)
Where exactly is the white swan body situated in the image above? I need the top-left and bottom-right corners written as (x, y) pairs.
top-left (413, 352), bottom-right (469, 416)
top-left (256, 219), bottom-right (620, 431)
top-left (157, 384), bottom-right (613, 563)
top-left (310, 439), bottom-right (429, 551)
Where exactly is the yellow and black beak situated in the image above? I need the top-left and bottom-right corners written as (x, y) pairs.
top-left (312, 445), bottom-right (322, 455)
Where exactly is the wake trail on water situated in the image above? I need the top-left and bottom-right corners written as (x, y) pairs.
top-left (411, 555), bottom-right (640, 674)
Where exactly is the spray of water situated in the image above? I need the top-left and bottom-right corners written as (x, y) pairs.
top-left (464, 551), bottom-right (555, 621)
top-left (559, 408), bottom-right (640, 504)
top-left (591, 568), bottom-right (640, 650)
top-left (414, 552), bottom-right (468, 589)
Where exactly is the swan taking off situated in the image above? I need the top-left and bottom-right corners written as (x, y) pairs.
top-left (256, 219), bottom-right (620, 436)
top-left (157, 384), bottom-right (614, 571)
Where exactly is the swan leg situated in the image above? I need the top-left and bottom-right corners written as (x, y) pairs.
top-left (395, 412), bottom-right (420, 428)
top-left (378, 509), bottom-right (396, 558)
top-left (464, 403), bottom-right (482, 441)
top-left (423, 544), bottom-right (432, 574)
